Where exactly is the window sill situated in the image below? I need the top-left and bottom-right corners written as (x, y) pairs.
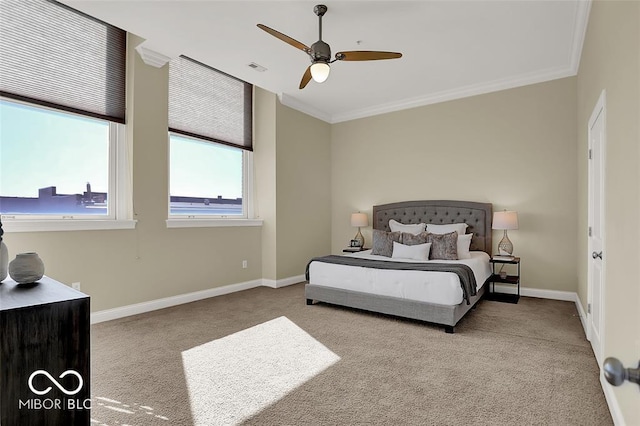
top-left (166, 218), bottom-right (263, 228)
top-left (3, 220), bottom-right (138, 233)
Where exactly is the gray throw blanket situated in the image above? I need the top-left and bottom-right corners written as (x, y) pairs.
top-left (306, 255), bottom-right (477, 305)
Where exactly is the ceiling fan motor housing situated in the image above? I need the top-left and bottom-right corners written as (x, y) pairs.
top-left (310, 40), bottom-right (331, 62)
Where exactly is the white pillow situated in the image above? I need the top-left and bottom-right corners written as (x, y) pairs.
top-left (392, 241), bottom-right (431, 261)
top-left (426, 223), bottom-right (468, 236)
top-left (457, 233), bottom-right (473, 259)
top-left (389, 219), bottom-right (426, 235)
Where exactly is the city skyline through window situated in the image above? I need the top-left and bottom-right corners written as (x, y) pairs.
top-left (0, 99), bottom-right (245, 217)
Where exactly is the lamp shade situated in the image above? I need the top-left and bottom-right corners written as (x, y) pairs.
top-left (492, 211), bottom-right (519, 230)
top-left (350, 213), bottom-right (368, 227)
top-left (310, 62), bottom-right (330, 83)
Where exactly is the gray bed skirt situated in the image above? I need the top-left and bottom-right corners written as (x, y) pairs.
top-left (305, 282), bottom-right (486, 332)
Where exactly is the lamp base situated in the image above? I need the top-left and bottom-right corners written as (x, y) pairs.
top-left (498, 230), bottom-right (513, 255)
top-left (353, 228), bottom-right (364, 247)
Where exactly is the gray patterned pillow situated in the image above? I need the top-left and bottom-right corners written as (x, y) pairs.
top-left (427, 231), bottom-right (459, 260)
top-left (401, 231), bottom-right (429, 246)
top-left (371, 230), bottom-right (402, 257)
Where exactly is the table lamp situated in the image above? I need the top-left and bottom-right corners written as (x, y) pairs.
top-left (350, 213), bottom-right (368, 247)
top-left (492, 210), bottom-right (518, 255)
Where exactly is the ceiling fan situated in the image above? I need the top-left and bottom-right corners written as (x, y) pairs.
top-left (257, 4), bottom-right (402, 89)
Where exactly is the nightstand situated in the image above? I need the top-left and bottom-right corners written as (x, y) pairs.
top-left (343, 247), bottom-right (369, 253)
top-left (487, 256), bottom-right (520, 303)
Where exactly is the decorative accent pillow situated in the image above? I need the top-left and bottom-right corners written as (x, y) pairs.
top-left (389, 219), bottom-right (426, 236)
top-left (371, 230), bottom-right (403, 257)
top-left (426, 223), bottom-right (468, 236)
top-left (427, 231), bottom-right (459, 260)
top-left (457, 233), bottom-right (473, 260)
top-left (392, 242), bottom-right (431, 261)
top-left (401, 231), bottom-right (429, 246)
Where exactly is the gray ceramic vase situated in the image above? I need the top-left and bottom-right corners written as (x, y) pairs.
top-left (9, 252), bottom-right (45, 284)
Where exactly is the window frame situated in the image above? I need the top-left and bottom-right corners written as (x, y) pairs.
top-left (0, 98), bottom-right (135, 233)
top-left (166, 131), bottom-right (260, 228)
top-left (165, 55), bottom-right (260, 228)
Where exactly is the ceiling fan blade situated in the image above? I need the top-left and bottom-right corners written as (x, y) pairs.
top-left (257, 24), bottom-right (309, 53)
top-left (299, 66), bottom-right (312, 89)
top-left (335, 51), bottom-right (403, 61)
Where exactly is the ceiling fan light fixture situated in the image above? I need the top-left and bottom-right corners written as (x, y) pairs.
top-left (257, 4), bottom-right (402, 89)
top-left (310, 62), bottom-right (330, 83)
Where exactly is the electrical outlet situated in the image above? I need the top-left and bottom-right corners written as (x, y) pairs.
top-left (242, 260), bottom-right (248, 269)
top-left (72, 282), bottom-right (81, 291)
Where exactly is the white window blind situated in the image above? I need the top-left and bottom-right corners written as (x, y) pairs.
top-left (0, 0), bottom-right (126, 123)
top-left (169, 56), bottom-right (253, 151)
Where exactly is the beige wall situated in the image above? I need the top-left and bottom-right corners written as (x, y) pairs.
top-left (3, 34), bottom-right (264, 312)
top-left (254, 88), bottom-right (278, 281)
top-left (254, 92), bottom-right (332, 281)
top-left (577, 1), bottom-right (640, 423)
top-left (331, 78), bottom-right (578, 293)
top-left (275, 102), bottom-right (332, 279)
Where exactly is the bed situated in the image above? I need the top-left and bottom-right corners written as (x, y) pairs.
top-left (305, 200), bottom-right (493, 333)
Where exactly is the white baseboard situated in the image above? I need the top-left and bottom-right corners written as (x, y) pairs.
top-left (600, 374), bottom-right (625, 425)
top-left (575, 297), bottom-right (624, 425)
top-left (91, 279), bottom-right (263, 324)
top-left (91, 275), bottom-right (307, 324)
top-left (493, 284), bottom-right (588, 338)
top-left (492, 284), bottom-right (576, 301)
top-left (574, 293), bottom-right (588, 337)
top-left (262, 275), bottom-right (306, 289)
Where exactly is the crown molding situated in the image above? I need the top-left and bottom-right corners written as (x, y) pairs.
top-left (135, 43), bottom-right (174, 68)
top-left (569, 0), bottom-right (592, 74)
top-left (278, 93), bottom-right (332, 123)
top-left (330, 65), bottom-right (576, 123)
top-left (282, 64), bottom-right (578, 124)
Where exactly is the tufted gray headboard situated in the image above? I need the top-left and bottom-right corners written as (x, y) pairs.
top-left (373, 200), bottom-right (493, 255)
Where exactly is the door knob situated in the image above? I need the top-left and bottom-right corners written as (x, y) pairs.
top-left (603, 357), bottom-right (640, 388)
top-left (592, 251), bottom-right (603, 259)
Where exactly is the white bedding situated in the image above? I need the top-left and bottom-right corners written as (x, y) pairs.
top-left (308, 250), bottom-right (492, 306)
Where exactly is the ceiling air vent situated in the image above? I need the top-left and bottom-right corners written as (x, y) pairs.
top-left (248, 62), bottom-right (267, 72)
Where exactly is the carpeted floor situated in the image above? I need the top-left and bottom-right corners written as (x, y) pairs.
top-left (90, 283), bottom-right (612, 425)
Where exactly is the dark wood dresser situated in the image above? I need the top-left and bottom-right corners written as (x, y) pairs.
top-left (0, 276), bottom-right (90, 425)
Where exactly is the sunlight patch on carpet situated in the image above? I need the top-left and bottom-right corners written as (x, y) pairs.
top-left (91, 397), bottom-right (170, 425)
top-left (181, 316), bottom-right (340, 425)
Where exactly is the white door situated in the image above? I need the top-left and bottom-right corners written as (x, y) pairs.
top-left (587, 91), bottom-right (606, 364)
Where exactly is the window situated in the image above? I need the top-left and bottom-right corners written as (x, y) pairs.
top-left (0, 99), bottom-right (112, 217)
top-left (0, 0), bottom-right (130, 231)
top-left (168, 56), bottom-right (253, 221)
top-left (169, 133), bottom-right (245, 217)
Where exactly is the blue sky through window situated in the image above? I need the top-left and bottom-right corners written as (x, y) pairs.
top-left (0, 100), bottom-right (243, 214)
top-left (0, 100), bottom-right (109, 198)
top-left (169, 133), bottom-right (242, 200)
